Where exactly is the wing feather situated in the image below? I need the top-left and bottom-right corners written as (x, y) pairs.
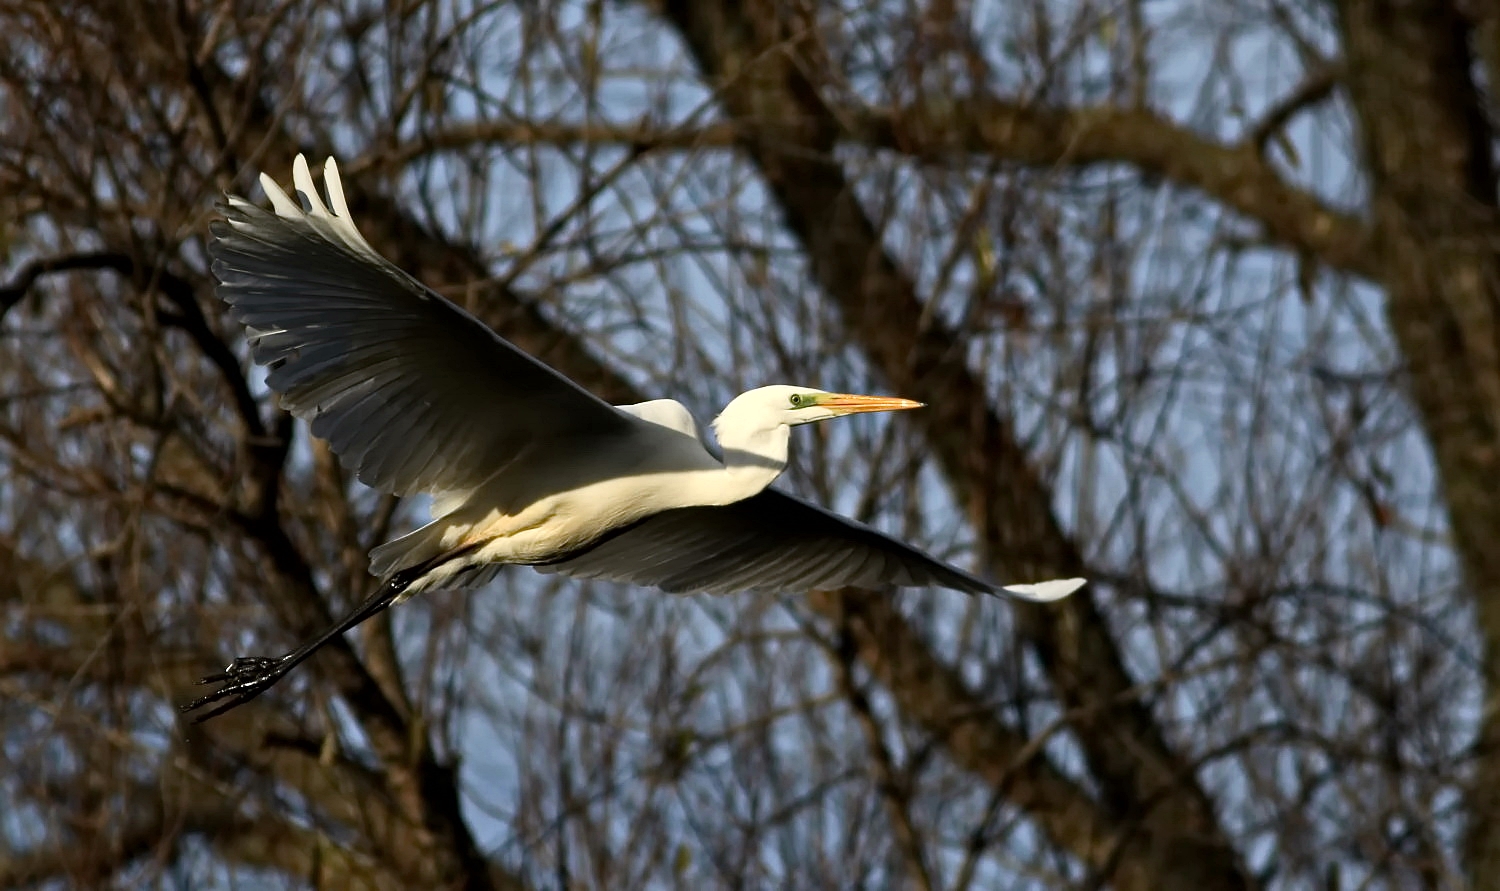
top-left (537, 489), bottom-right (1084, 602)
top-left (210, 155), bottom-right (631, 497)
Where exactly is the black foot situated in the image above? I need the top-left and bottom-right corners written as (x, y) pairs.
top-left (180, 655), bottom-right (292, 723)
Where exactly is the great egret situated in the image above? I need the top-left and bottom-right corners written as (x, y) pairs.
top-left (182, 155), bottom-right (1085, 721)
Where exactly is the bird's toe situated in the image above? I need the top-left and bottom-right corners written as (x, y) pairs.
top-left (181, 654), bottom-right (293, 722)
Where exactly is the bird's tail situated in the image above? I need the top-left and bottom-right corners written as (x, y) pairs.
top-left (369, 523), bottom-right (506, 601)
top-left (368, 523), bottom-right (457, 602)
top-left (369, 526), bottom-right (431, 578)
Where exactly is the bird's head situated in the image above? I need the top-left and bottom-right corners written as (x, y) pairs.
top-left (722, 385), bottom-right (924, 429)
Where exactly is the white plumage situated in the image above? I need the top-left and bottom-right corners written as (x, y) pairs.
top-left (182, 155), bottom-right (1086, 721)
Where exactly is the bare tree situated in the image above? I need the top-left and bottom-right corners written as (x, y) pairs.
top-left (0, 0), bottom-right (1489, 888)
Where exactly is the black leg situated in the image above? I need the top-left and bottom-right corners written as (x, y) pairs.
top-left (181, 571), bottom-right (417, 723)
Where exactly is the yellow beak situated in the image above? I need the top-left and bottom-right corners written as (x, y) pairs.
top-left (817, 393), bottom-right (925, 415)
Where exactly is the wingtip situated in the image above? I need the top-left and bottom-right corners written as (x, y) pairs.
top-left (291, 154), bottom-right (327, 216)
top-left (1000, 577), bottom-right (1086, 603)
top-left (323, 156), bottom-right (352, 220)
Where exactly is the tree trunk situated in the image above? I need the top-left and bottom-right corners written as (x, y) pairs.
top-left (1333, 1), bottom-right (1500, 884)
top-left (658, 1), bottom-right (1255, 887)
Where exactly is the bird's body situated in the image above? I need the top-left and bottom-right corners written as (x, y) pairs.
top-left (182, 154), bottom-right (1086, 721)
top-left (370, 395), bottom-right (778, 596)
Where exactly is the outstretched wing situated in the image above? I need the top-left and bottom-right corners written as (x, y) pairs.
top-left (535, 488), bottom-right (1084, 602)
top-left (210, 154), bottom-right (632, 497)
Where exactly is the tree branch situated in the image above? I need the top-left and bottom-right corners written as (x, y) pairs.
top-left (1, 251), bottom-right (122, 322)
top-left (842, 96), bottom-right (1372, 280)
top-left (1248, 65), bottom-right (1342, 156)
top-left (371, 104), bottom-right (1372, 284)
top-left (827, 612), bottom-right (937, 891)
top-left (1328, 3), bottom-right (1500, 885)
top-left (813, 589), bottom-right (1115, 874)
top-left (0, 249), bottom-right (267, 438)
top-left (353, 119), bottom-right (743, 174)
top-left (656, 2), bottom-right (1255, 888)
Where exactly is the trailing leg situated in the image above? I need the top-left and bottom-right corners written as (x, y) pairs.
top-left (181, 569), bottom-right (421, 723)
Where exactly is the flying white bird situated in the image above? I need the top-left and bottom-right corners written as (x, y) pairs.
top-left (183, 155), bottom-right (1085, 721)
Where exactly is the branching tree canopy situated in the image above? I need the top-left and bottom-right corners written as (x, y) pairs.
top-left (1, 0), bottom-right (1494, 888)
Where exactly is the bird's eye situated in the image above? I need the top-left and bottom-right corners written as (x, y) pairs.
top-left (789, 394), bottom-right (803, 407)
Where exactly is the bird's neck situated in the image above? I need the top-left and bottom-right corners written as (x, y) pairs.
top-left (696, 421), bottom-right (790, 506)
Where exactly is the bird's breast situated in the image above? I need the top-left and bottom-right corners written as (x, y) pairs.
top-left (433, 426), bottom-right (719, 563)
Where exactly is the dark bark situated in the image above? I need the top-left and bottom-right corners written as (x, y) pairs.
top-left (1332, 1), bottom-right (1500, 885)
top-left (654, 1), bottom-right (1255, 888)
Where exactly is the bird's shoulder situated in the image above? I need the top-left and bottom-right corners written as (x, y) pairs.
top-left (615, 399), bottom-right (704, 440)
